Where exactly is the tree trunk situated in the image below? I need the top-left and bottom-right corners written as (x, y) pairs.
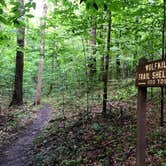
top-left (88, 21), bottom-right (97, 77)
top-left (46, 0), bottom-right (57, 97)
top-left (102, 12), bottom-right (112, 114)
top-left (116, 54), bottom-right (120, 79)
top-left (160, 0), bottom-right (166, 126)
top-left (133, 16), bottom-right (139, 69)
top-left (100, 24), bottom-right (105, 81)
top-left (9, 0), bottom-right (25, 107)
top-left (116, 30), bottom-right (121, 79)
top-left (34, 1), bottom-right (47, 105)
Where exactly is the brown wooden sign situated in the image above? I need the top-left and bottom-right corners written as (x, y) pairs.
top-left (136, 58), bottom-right (165, 166)
top-left (136, 58), bottom-right (166, 87)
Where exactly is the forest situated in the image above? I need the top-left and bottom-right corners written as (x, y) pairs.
top-left (0, 0), bottom-right (165, 165)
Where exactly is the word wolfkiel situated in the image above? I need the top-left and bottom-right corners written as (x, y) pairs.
top-left (145, 60), bottom-right (166, 71)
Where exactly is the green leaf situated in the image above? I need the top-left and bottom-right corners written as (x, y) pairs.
top-left (26, 14), bottom-right (34, 18)
top-left (32, 2), bottom-right (36, 9)
top-left (0, 8), bottom-right (3, 14)
top-left (25, 2), bottom-right (32, 8)
top-left (11, 2), bottom-right (20, 7)
top-left (0, 0), bottom-right (6, 6)
top-left (0, 15), bottom-right (7, 24)
top-left (93, 2), bottom-right (98, 10)
top-left (80, 0), bottom-right (85, 4)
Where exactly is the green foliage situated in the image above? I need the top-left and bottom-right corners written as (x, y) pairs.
top-left (0, 0), bottom-right (165, 165)
top-left (61, 159), bottom-right (82, 166)
top-left (33, 154), bottom-right (45, 166)
top-left (33, 135), bottom-right (45, 145)
top-left (0, 0), bottom-right (6, 6)
top-left (93, 134), bottom-right (103, 142)
top-left (0, 0), bottom-right (164, 103)
top-left (157, 150), bottom-right (166, 158)
top-left (92, 122), bottom-right (101, 131)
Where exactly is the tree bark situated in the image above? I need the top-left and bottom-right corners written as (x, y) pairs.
top-left (88, 20), bottom-right (97, 77)
top-left (102, 12), bottom-right (111, 114)
top-left (10, 0), bottom-right (25, 107)
top-left (160, 0), bottom-right (166, 126)
top-left (34, 1), bottom-right (47, 105)
top-left (100, 24), bottom-right (105, 81)
top-left (116, 54), bottom-right (120, 79)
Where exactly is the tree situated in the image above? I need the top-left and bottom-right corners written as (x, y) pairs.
top-left (102, 12), bottom-right (111, 114)
top-left (34, 0), bottom-right (47, 105)
top-left (160, 0), bottom-right (166, 126)
top-left (10, 0), bottom-right (25, 106)
top-left (88, 21), bottom-right (97, 77)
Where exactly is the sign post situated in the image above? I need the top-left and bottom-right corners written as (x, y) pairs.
top-left (136, 58), bottom-right (166, 166)
top-left (137, 86), bottom-right (147, 166)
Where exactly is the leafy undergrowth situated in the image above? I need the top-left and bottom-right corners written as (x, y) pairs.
top-left (33, 99), bottom-right (166, 166)
top-left (0, 101), bottom-right (39, 147)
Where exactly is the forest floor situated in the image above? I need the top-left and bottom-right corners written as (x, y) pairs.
top-left (0, 104), bottom-right (51, 166)
top-left (33, 98), bottom-right (166, 166)
top-left (0, 94), bottom-right (165, 166)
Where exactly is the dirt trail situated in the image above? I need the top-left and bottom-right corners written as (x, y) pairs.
top-left (0, 104), bottom-right (51, 166)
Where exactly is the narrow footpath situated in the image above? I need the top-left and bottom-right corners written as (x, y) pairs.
top-left (0, 105), bottom-right (51, 166)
